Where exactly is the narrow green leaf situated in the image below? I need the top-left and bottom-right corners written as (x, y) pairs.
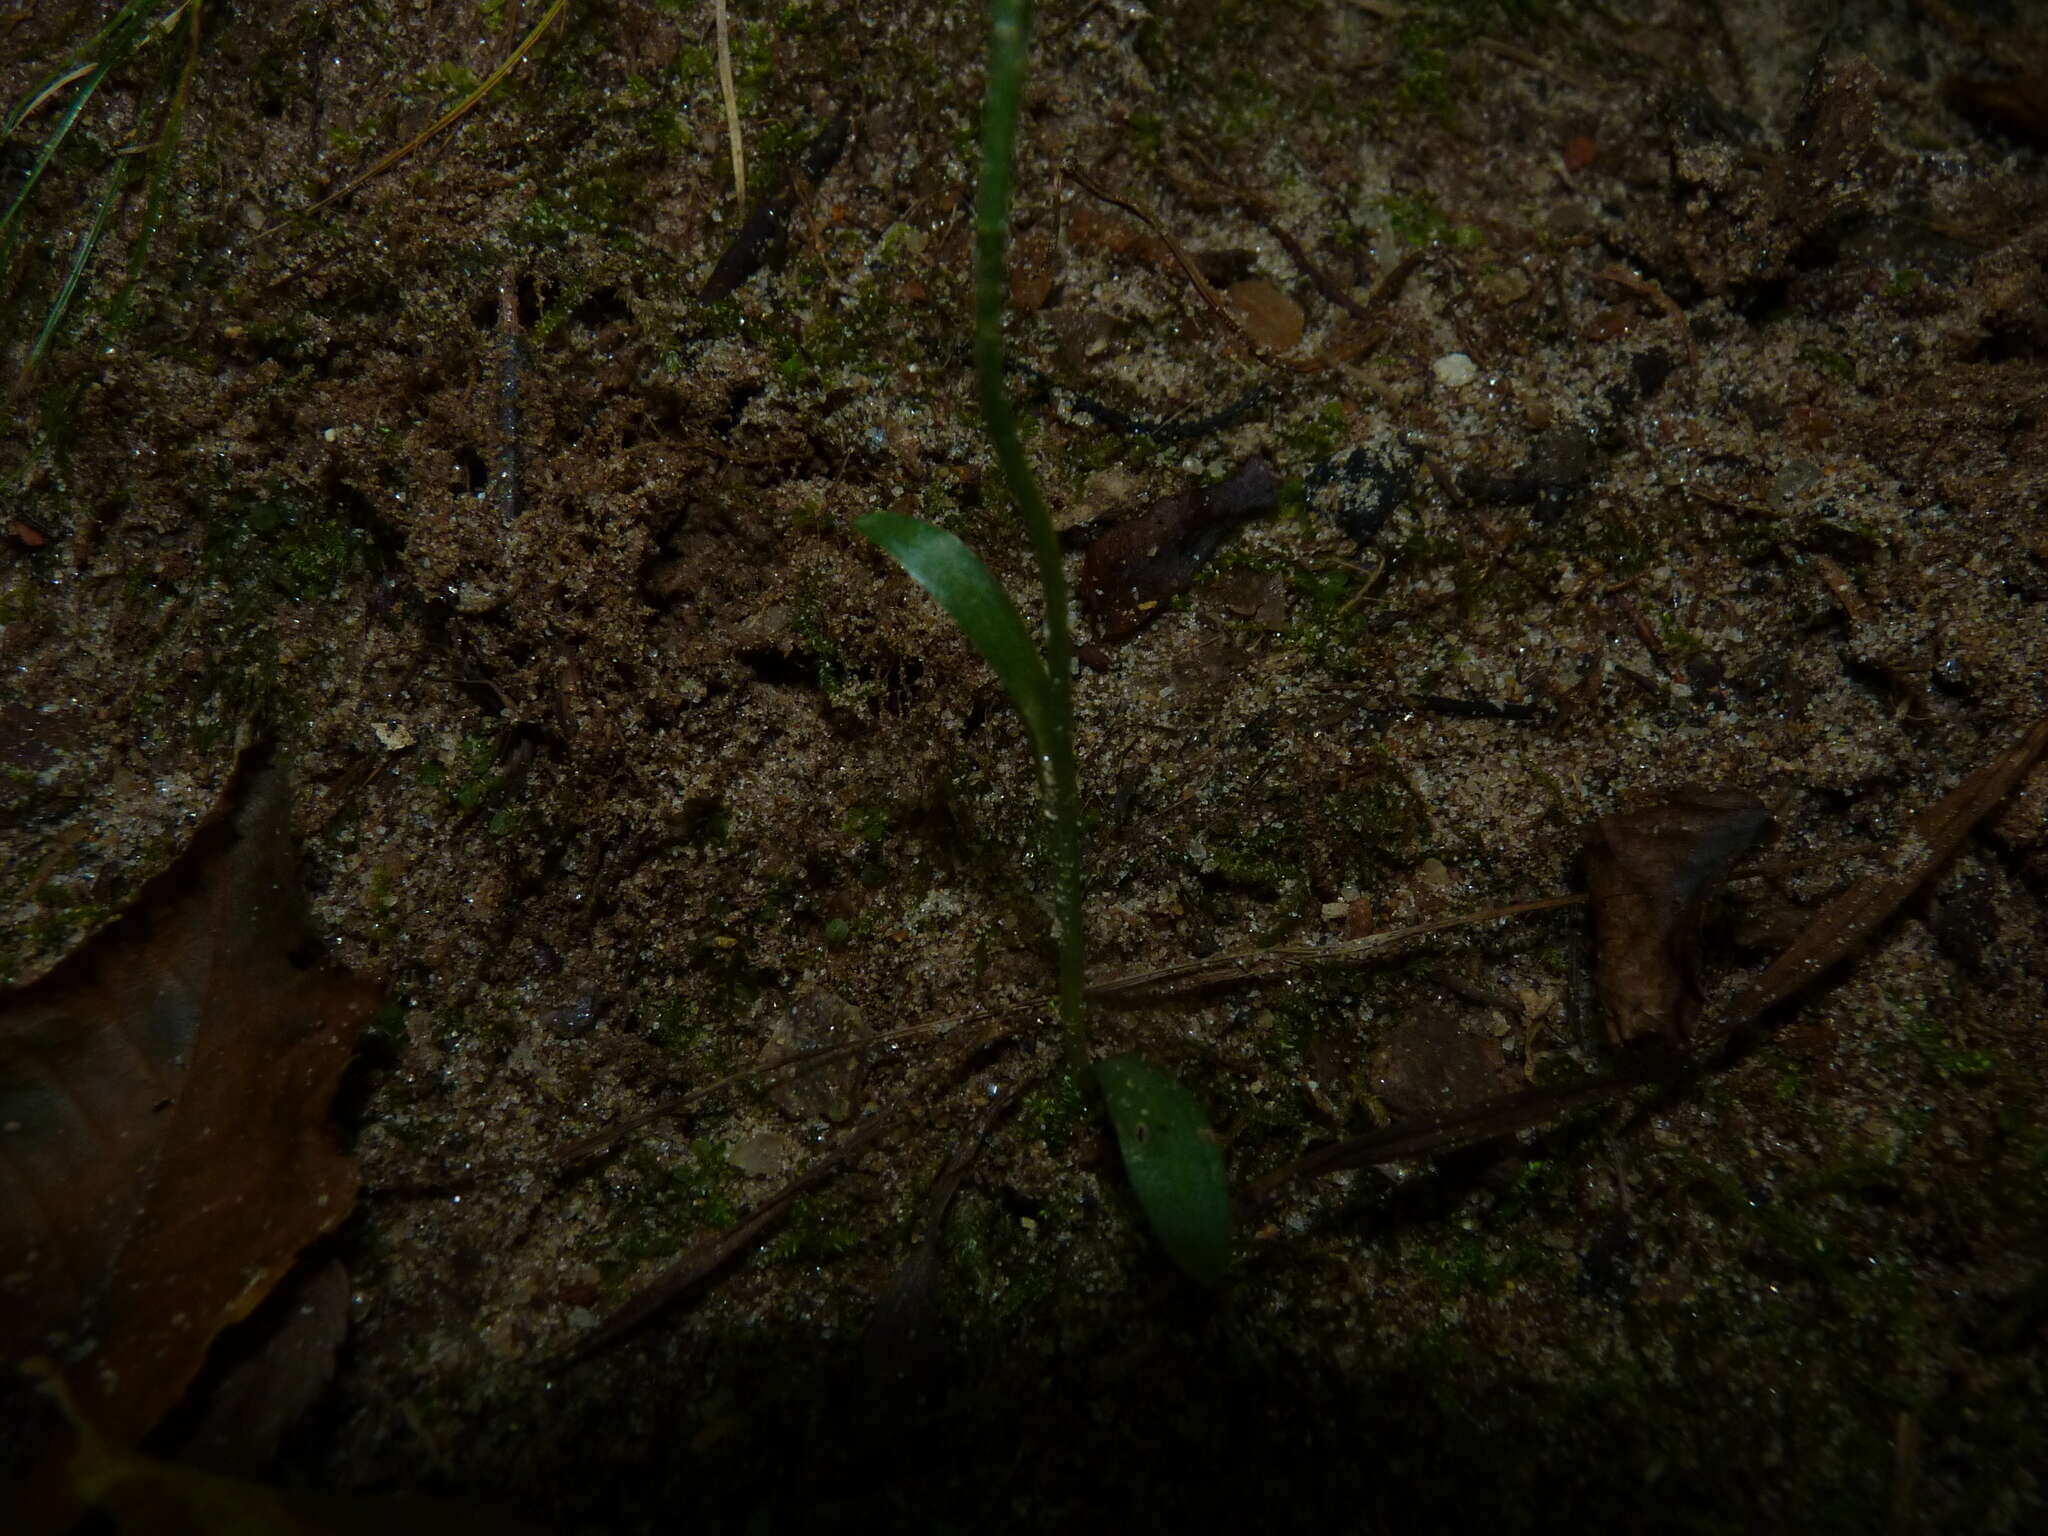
top-left (27, 166), bottom-right (122, 372)
top-left (1097, 1054), bottom-right (1232, 1286)
top-left (856, 509), bottom-right (1055, 758)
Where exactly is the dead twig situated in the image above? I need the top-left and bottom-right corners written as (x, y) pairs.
top-left (1087, 893), bottom-right (1587, 1001)
top-left (1717, 717), bottom-right (2048, 1035)
top-left (1474, 36), bottom-right (1594, 93)
top-left (1592, 264), bottom-right (1698, 382)
top-left (1252, 718), bottom-right (2048, 1205)
top-left (546, 1007), bottom-right (1027, 1169)
top-left (1245, 1066), bottom-right (1659, 1205)
top-left (863, 1080), bottom-right (1021, 1374)
top-left (560, 1111), bottom-right (902, 1360)
top-left (1170, 162), bottom-right (1376, 326)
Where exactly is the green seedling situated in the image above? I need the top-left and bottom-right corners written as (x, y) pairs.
top-left (1096, 1056), bottom-right (1233, 1286)
top-left (858, 0), bottom-right (1230, 1285)
top-left (2, 0), bottom-right (202, 385)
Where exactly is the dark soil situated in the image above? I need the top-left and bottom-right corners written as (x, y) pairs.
top-left (5, 1), bottom-right (2048, 1530)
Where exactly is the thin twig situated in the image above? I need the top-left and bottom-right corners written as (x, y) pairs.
top-left (494, 265), bottom-right (524, 528)
top-left (545, 1008), bottom-right (1028, 1169)
top-left (1245, 1066), bottom-right (1659, 1205)
top-left (1593, 263), bottom-right (1698, 381)
top-left (1170, 162), bottom-right (1376, 325)
top-left (1087, 893), bottom-right (1586, 1001)
top-left (560, 1112), bottom-right (902, 1359)
top-left (1717, 717), bottom-right (2048, 1034)
top-left (1474, 36), bottom-right (1594, 92)
top-left (1251, 718), bottom-right (2048, 1206)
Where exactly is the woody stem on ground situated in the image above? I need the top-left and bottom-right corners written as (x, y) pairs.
top-left (973, 0), bottom-right (1087, 1057)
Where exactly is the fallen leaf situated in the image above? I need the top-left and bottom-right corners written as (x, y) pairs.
top-left (1225, 278), bottom-right (1304, 352)
top-left (1368, 990), bottom-right (1521, 1119)
top-left (31, 1360), bottom-right (556, 1536)
top-left (1583, 788), bottom-right (1772, 1047)
top-left (1079, 457), bottom-right (1281, 639)
top-left (0, 760), bottom-right (379, 1519)
top-left (1066, 202), bottom-right (1174, 267)
top-left (176, 1260), bottom-right (353, 1476)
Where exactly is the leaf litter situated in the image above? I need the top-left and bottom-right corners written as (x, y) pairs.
top-left (1, 760), bottom-right (379, 1523)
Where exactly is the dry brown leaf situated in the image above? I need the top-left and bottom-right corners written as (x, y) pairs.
top-left (1225, 278), bottom-right (1305, 353)
top-left (1078, 457), bottom-right (1281, 639)
top-left (1583, 788), bottom-right (1772, 1047)
top-left (0, 761), bottom-right (379, 1516)
top-left (30, 1361), bottom-right (557, 1536)
top-left (176, 1260), bottom-right (352, 1476)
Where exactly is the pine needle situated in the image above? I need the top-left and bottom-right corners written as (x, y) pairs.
top-left (714, 0), bottom-right (746, 203)
top-left (260, 0), bottom-right (568, 239)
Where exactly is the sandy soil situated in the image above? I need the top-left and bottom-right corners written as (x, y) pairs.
top-left (5, 0), bottom-right (2048, 1528)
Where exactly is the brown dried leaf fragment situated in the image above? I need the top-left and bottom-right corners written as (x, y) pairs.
top-left (1584, 788), bottom-right (1772, 1047)
top-left (1079, 457), bottom-right (1281, 640)
top-left (0, 761), bottom-right (379, 1500)
top-left (1225, 278), bottom-right (1305, 353)
top-left (175, 1259), bottom-right (352, 1476)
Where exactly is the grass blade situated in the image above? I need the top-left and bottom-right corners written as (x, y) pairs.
top-left (975, 0), bottom-right (1088, 1046)
top-left (25, 167), bottom-right (122, 373)
top-left (0, 60), bottom-right (115, 248)
top-left (1096, 1055), bottom-right (1232, 1286)
top-left (857, 510), bottom-right (1055, 757)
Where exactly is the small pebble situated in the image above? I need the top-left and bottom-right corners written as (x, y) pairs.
top-left (1433, 352), bottom-right (1478, 388)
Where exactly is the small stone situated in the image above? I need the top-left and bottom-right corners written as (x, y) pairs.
top-left (1480, 267), bottom-right (1533, 305)
top-left (728, 1128), bottom-right (799, 1177)
top-left (1770, 459), bottom-right (1823, 509)
top-left (1433, 352), bottom-right (1478, 388)
top-left (372, 719), bottom-right (415, 751)
top-left (1343, 897), bottom-right (1376, 939)
top-left (1057, 467), bottom-right (1144, 533)
top-left (454, 582), bottom-right (504, 615)
top-left (762, 987), bottom-right (869, 1123)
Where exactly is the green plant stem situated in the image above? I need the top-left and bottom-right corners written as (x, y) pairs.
top-left (975, 0), bottom-right (1086, 1056)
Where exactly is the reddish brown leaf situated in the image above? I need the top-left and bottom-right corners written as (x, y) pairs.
top-left (0, 761), bottom-right (378, 1504)
top-left (1078, 457), bottom-right (1281, 639)
top-left (1584, 788), bottom-right (1772, 1047)
top-left (1225, 278), bottom-right (1305, 353)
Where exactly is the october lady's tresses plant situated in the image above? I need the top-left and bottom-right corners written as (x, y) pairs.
top-left (858, 0), bottom-right (1230, 1286)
